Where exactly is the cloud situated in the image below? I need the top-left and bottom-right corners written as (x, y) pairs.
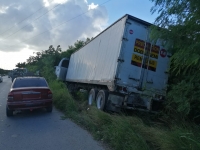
top-left (88, 3), bottom-right (98, 10)
top-left (0, 0), bottom-right (108, 69)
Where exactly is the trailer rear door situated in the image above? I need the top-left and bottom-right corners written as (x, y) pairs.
top-left (116, 18), bottom-right (169, 94)
top-left (116, 18), bottom-right (149, 88)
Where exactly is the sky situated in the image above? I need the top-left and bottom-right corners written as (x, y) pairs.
top-left (0, 0), bottom-right (158, 70)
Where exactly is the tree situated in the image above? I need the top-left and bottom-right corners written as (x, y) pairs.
top-left (16, 62), bottom-right (26, 68)
top-left (18, 39), bottom-right (91, 81)
top-left (0, 68), bottom-right (10, 75)
top-left (150, 0), bottom-right (200, 121)
top-left (61, 40), bottom-right (87, 58)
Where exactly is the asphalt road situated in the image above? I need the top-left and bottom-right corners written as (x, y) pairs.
top-left (0, 76), bottom-right (106, 150)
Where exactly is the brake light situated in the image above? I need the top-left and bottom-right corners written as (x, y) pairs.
top-left (7, 93), bottom-right (14, 101)
top-left (48, 90), bottom-right (52, 98)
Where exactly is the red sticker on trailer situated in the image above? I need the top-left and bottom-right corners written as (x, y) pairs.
top-left (129, 30), bottom-right (133, 34)
top-left (160, 49), bottom-right (167, 57)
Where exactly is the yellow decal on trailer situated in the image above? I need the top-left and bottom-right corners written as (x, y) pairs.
top-left (131, 54), bottom-right (158, 72)
top-left (148, 59), bottom-right (157, 68)
top-left (133, 39), bottom-right (160, 59)
top-left (150, 45), bottom-right (159, 59)
top-left (131, 54), bottom-right (142, 67)
top-left (134, 39), bottom-right (145, 54)
top-left (132, 54), bottom-right (143, 63)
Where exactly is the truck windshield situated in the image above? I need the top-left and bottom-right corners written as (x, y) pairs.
top-left (62, 60), bottom-right (69, 67)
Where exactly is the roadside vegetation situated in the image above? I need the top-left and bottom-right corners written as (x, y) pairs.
top-left (0, 68), bottom-right (10, 75)
top-left (47, 79), bottom-right (200, 150)
top-left (10, 0), bottom-right (200, 149)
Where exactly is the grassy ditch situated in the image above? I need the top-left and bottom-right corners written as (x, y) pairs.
top-left (49, 80), bottom-right (200, 150)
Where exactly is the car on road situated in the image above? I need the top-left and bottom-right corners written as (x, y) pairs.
top-left (6, 77), bottom-right (53, 117)
top-left (0, 75), bottom-right (3, 82)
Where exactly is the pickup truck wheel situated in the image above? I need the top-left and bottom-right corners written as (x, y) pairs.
top-left (88, 89), bottom-right (98, 105)
top-left (6, 106), bottom-right (13, 117)
top-left (96, 90), bottom-right (108, 110)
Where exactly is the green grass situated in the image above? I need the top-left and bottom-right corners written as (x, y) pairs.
top-left (49, 80), bottom-right (78, 117)
top-left (49, 80), bottom-right (200, 150)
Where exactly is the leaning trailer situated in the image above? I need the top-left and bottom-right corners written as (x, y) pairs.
top-left (56, 14), bottom-right (170, 112)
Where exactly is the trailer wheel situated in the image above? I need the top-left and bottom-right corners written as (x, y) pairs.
top-left (88, 89), bottom-right (98, 105)
top-left (96, 90), bottom-right (108, 110)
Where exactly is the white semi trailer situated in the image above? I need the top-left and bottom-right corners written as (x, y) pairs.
top-left (55, 14), bottom-right (170, 112)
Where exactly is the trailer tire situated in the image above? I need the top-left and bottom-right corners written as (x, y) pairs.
top-left (88, 89), bottom-right (98, 105)
top-left (96, 90), bottom-right (108, 110)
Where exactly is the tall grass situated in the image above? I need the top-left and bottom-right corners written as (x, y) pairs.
top-left (49, 80), bottom-right (200, 150)
top-left (49, 80), bottom-right (78, 117)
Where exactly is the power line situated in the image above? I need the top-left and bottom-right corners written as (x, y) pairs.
top-left (24, 0), bottom-right (112, 42)
top-left (0, 0), bottom-right (53, 36)
top-left (3, 1), bottom-right (60, 40)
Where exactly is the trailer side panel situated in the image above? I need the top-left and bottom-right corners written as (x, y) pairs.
top-left (66, 16), bottom-right (127, 90)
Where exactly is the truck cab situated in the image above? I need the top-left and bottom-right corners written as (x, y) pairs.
top-left (11, 68), bottom-right (28, 82)
top-left (55, 58), bottom-right (69, 81)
